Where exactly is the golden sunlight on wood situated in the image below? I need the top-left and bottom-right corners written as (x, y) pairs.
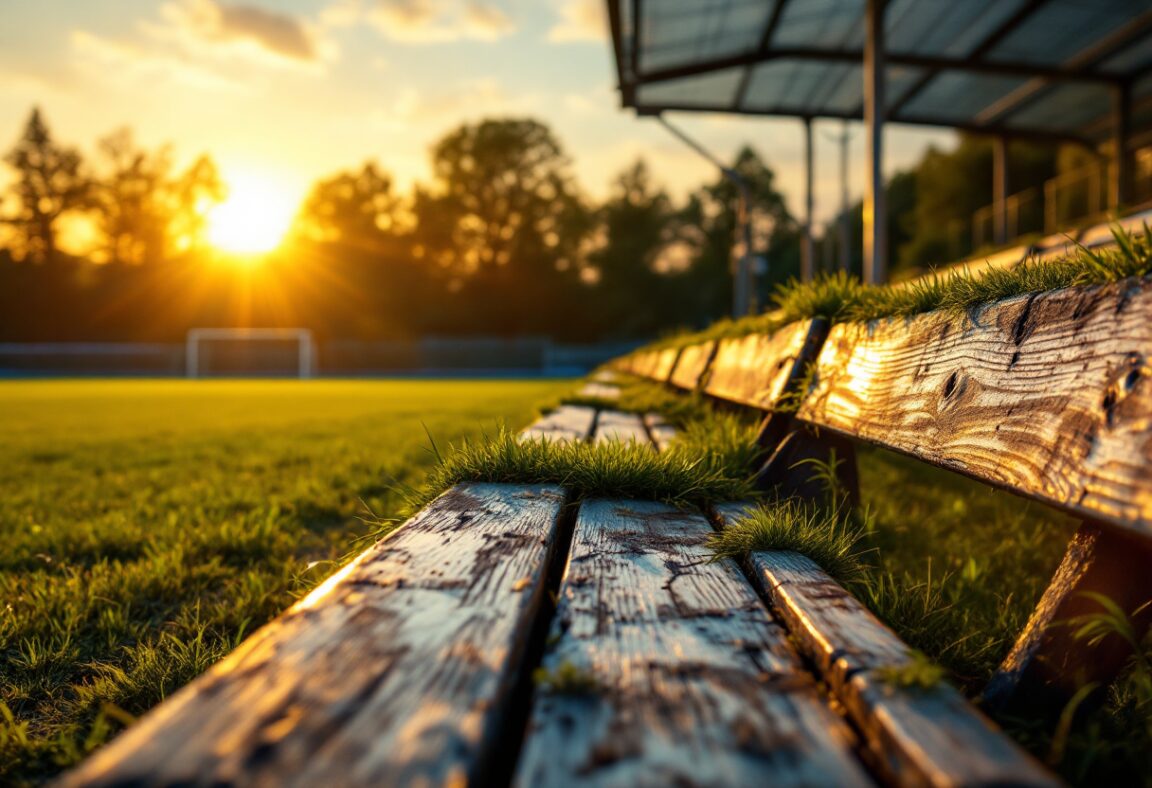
top-left (207, 172), bottom-right (297, 255)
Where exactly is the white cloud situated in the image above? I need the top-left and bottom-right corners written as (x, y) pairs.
top-left (150, 0), bottom-right (333, 67)
top-left (70, 29), bottom-right (245, 92)
top-left (68, 0), bottom-right (337, 94)
top-left (548, 0), bottom-right (605, 43)
top-left (369, 0), bottom-right (516, 43)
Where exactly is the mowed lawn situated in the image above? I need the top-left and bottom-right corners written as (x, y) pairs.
top-left (0, 378), bottom-right (570, 785)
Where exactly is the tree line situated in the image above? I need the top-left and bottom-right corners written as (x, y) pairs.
top-left (0, 107), bottom-right (1070, 343)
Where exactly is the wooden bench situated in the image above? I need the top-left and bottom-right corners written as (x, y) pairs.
top-left (62, 324), bottom-right (1075, 787)
top-left (619, 273), bottom-right (1152, 710)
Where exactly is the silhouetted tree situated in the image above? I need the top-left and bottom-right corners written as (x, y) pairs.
top-left (92, 130), bottom-right (225, 264)
top-left (413, 118), bottom-right (592, 336)
top-left (295, 161), bottom-right (406, 249)
top-left (168, 154), bottom-right (226, 258)
top-left (415, 118), bottom-right (588, 276)
top-left (586, 159), bottom-right (679, 337)
top-left (675, 146), bottom-right (798, 324)
top-left (2, 108), bottom-right (89, 263)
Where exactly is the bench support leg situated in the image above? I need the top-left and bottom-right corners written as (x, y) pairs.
top-left (983, 521), bottom-right (1152, 715)
top-left (752, 426), bottom-right (860, 506)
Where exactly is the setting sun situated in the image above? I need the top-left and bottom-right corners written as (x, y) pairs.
top-left (207, 173), bottom-right (297, 255)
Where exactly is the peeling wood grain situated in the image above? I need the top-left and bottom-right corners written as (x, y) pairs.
top-left (797, 279), bottom-right (1152, 535)
top-left (643, 412), bottom-right (678, 452)
top-left (593, 410), bottom-right (653, 446)
top-left (984, 521), bottom-right (1152, 713)
top-left (670, 341), bottom-right (717, 391)
top-left (713, 504), bottom-right (1056, 788)
top-left (60, 484), bottom-right (568, 788)
top-left (522, 405), bottom-right (597, 443)
top-left (705, 320), bottom-right (828, 411)
top-left (515, 499), bottom-right (871, 788)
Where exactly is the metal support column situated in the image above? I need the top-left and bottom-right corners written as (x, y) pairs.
top-left (802, 117), bottom-right (815, 281)
top-left (1111, 82), bottom-right (1131, 211)
top-left (993, 136), bottom-right (1008, 245)
top-left (863, 0), bottom-right (887, 284)
top-left (839, 121), bottom-right (851, 273)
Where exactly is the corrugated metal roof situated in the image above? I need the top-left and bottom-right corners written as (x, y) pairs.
top-left (608, 0), bottom-right (1152, 144)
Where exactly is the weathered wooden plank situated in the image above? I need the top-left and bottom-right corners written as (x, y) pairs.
top-left (575, 381), bottom-right (622, 401)
top-left (714, 504), bottom-right (1055, 787)
top-left (1031, 232), bottom-right (1081, 262)
top-left (643, 412), bottom-right (677, 452)
top-left (669, 340), bottom-right (717, 390)
top-left (705, 320), bottom-right (827, 410)
top-left (1078, 209), bottom-right (1151, 248)
top-left (797, 278), bottom-right (1152, 535)
top-left (62, 484), bottom-right (568, 788)
top-left (622, 350), bottom-right (649, 377)
top-left (515, 499), bottom-right (872, 788)
top-left (943, 244), bottom-right (1028, 279)
top-left (632, 347), bottom-right (680, 382)
top-left (521, 404), bottom-right (596, 442)
top-left (593, 409), bottom-right (652, 445)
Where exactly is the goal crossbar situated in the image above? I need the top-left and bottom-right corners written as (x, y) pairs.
top-left (186, 328), bottom-right (315, 379)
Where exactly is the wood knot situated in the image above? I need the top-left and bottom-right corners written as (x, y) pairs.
top-left (942, 371), bottom-right (961, 399)
top-left (1102, 352), bottom-right (1147, 428)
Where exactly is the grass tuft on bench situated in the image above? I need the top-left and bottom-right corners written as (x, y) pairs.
top-left (633, 224), bottom-right (1151, 353)
top-left (707, 499), bottom-right (867, 584)
top-left (843, 225), bottom-right (1152, 323)
top-left (411, 416), bottom-right (760, 513)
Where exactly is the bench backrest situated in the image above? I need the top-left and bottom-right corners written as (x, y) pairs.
top-left (620, 277), bottom-right (1152, 538)
top-left (797, 278), bottom-right (1152, 535)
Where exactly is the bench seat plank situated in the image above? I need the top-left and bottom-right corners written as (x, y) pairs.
top-left (669, 340), bottom-right (716, 390)
top-left (705, 320), bottom-right (826, 410)
top-left (522, 404), bottom-right (597, 442)
top-left (593, 409), bottom-right (652, 445)
top-left (716, 503), bottom-right (1055, 787)
top-left (643, 412), bottom-right (677, 452)
top-left (515, 499), bottom-right (872, 788)
top-left (797, 279), bottom-right (1152, 535)
top-left (62, 484), bottom-right (568, 788)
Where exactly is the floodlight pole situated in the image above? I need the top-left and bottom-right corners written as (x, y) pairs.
top-left (1111, 81), bottom-right (1131, 211)
top-left (802, 117), bottom-right (815, 282)
top-left (654, 113), bottom-right (758, 316)
top-left (822, 120), bottom-right (854, 273)
top-left (863, 0), bottom-right (888, 284)
top-left (839, 121), bottom-right (851, 273)
top-left (993, 136), bottom-right (1008, 245)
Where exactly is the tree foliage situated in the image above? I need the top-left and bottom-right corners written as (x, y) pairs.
top-left (92, 130), bottom-right (225, 264)
top-left (2, 108), bottom-right (89, 263)
top-left (296, 162), bottom-right (405, 248)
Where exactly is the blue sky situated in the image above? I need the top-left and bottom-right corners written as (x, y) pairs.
top-left (0, 0), bottom-right (954, 227)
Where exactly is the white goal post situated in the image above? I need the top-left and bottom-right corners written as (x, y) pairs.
top-left (186, 328), bottom-right (315, 379)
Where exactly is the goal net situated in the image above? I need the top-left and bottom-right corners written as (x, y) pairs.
top-left (186, 328), bottom-right (316, 378)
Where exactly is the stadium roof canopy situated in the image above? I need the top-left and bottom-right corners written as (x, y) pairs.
top-left (607, 0), bottom-right (1152, 146)
top-left (605, 0), bottom-right (1152, 283)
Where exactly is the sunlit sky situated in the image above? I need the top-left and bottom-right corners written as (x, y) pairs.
top-left (0, 0), bottom-right (954, 229)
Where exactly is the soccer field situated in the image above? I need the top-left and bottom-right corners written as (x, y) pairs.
top-left (0, 378), bottom-right (571, 784)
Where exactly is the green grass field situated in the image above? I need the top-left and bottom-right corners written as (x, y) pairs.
top-left (3, 377), bottom-right (1148, 786)
top-left (0, 379), bottom-right (570, 784)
